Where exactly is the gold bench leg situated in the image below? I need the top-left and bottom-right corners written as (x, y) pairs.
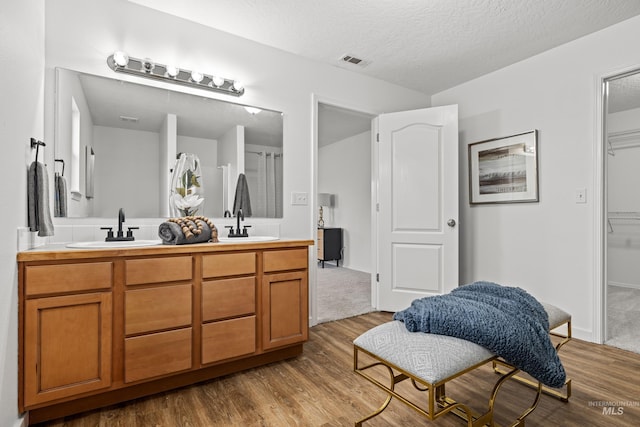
top-left (355, 394), bottom-right (393, 427)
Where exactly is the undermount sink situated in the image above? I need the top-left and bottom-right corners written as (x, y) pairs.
top-left (217, 236), bottom-right (280, 243)
top-left (66, 239), bottom-right (163, 249)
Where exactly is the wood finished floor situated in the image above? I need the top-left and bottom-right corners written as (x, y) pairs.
top-left (38, 312), bottom-right (640, 426)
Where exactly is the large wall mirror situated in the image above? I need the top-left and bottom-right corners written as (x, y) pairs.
top-left (53, 68), bottom-right (283, 219)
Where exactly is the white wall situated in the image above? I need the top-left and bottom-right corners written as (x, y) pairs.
top-left (1, 1), bottom-right (43, 426)
top-left (319, 131), bottom-right (372, 272)
top-left (93, 126), bottom-right (161, 217)
top-left (607, 107), bottom-right (640, 289)
top-left (44, 0), bottom-right (429, 239)
top-left (432, 15), bottom-right (640, 342)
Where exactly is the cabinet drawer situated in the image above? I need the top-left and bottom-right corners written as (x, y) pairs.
top-left (263, 248), bottom-right (308, 272)
top-left (202, 316), bottom-right (256, 364)
top-left (124, 328), bottom-right (192, 383)
top-left (125, 256), bottom-right (192, 285)
top-left (202, 252), bottom-right (256, 278)
top-left (25, 262), bottom-right (113, 296)
top-left (125, 285), bottom-right (192, 335)
top-left (202, 277), bottom-right (255, 321)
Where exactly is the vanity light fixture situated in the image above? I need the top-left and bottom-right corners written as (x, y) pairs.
top-left (107, 52), bottom-right (245, 97)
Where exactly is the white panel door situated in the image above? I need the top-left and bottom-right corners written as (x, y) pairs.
top-left (376, 105), bottom-right (458, 312)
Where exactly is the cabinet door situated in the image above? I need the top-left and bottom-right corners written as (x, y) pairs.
top-left (261, 271), bottom-right (308, 350)
top-left (24, 293), bottom-right (112, 407)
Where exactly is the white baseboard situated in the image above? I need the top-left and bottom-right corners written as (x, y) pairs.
top-left (608, 281), bottom-right (640, 290)
top-left (572, 325), bottom-right (595, 343)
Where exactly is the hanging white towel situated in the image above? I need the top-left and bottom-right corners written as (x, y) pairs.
top-left (28, 161), bottom-right (55, 237)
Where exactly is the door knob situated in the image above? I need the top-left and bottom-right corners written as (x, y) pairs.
top-left (447, 219), bottom-right (456, 227)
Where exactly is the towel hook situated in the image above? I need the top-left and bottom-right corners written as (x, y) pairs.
top-left (30, 138), bottom-right (46, 162)
top-left (54, 159), bottom-right (65, 176)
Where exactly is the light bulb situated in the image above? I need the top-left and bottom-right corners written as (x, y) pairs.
top-left (232, 80), bottom-right (244, 91)
top-left (165, 65), bottom-right (179, 78)
top-left (141, 58), bottom-right (155, 73)
top-left (191, 70), bottom-right (204, 83)
top-left (113, 51), bottom-right (129, 67)
top-left (210, 76), bottom-right (224, 87)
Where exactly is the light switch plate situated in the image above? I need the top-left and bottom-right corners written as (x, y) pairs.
top-left (291, 192), bottom-right (308, 205)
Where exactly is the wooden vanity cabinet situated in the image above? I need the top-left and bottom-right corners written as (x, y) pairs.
top-left (18, 241), bottom-right (311, 425)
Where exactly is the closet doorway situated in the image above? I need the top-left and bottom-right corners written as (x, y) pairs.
top-left (604, 68), bottom-right (640, 353)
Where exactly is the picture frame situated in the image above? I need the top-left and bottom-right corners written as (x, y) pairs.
top-left (468, 130), bottom-right (538, 205)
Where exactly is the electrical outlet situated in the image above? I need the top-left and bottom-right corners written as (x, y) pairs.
top-left (291, 192), bottom-right (308, 205)
top-left (575, 188), bottom-right (587, 204)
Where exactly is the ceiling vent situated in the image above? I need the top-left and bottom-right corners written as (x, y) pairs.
top-left (340, 54), bottom-right (369, 67)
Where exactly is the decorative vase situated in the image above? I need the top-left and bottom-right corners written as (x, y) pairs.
top-left (170, 152), bottom-right (204, 217)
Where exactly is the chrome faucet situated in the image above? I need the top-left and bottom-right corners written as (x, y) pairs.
top-left (101, 208), bottom-right (138, 241)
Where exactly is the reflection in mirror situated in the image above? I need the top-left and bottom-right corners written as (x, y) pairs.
top-left (53, 68), bottom-right (283, 219)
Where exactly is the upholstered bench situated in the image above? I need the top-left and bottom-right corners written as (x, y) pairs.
top-left (353, 303), bottom-right (571, 426)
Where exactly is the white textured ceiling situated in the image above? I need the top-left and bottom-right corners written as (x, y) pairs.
top-left (609, 73), bottom-right (640, 113)
top-left (129, 0), bottom-right (640, 95)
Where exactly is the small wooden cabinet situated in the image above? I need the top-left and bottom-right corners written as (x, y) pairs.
top-left (262, 249), bottom-right (309, 349)
top-left (22, 262), bottom-right (114, 407)
top-left (24, 292), bottom-right (112, 406)
top-left (317, 227), bottom-right (342, 267)
top-left (18, 240), bottom-right (311, 425)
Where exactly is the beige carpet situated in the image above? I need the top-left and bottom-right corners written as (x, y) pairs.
top-left (606, 285), bottom-right (640, 354)
top-left (316, 263), bottom-right (374, 323)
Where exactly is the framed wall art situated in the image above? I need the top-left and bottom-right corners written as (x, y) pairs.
top-left (468, 130), bottom-right (538, 204)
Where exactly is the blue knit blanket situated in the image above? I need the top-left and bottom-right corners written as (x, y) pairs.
top-left (393, 281), bottom-right (566, 388)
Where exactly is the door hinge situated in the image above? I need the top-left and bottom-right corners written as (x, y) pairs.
top-left (376, 203), bottom-right (380, 212)
top-left (376, 273), bottom-right (379, 282)
top-left (376, 133), bottom-right (380, 142)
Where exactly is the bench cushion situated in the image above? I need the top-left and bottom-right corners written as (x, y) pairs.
top-left (354, 320), bottom-right (494, 384)
top-left (541, 303), bottom-right (571, 330)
